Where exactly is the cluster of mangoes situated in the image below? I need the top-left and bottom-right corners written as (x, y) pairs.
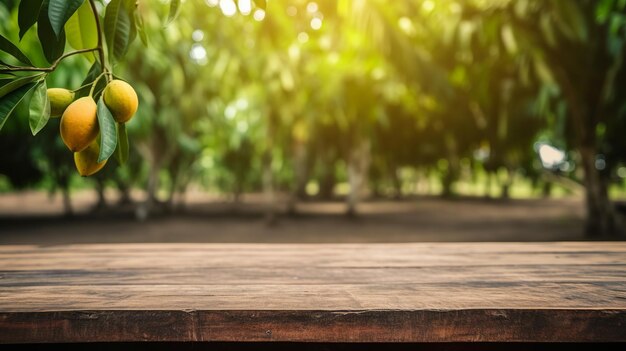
top-left (48, 80), bottom-right (138, 176)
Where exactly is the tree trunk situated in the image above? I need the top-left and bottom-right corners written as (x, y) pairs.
top-left (501, 182), bottom-right (510, 200)
top-left (346, 140), bottom-right (371, 217)
top-left (441, 172), bottom-right (454, 198)
top-left (262, 149), bottom-right (276, 225)
top-left (177, 185), bottom-right (188, 212)
top-left (293, 141), bottom-right (309, 200)
top-left (288, 141), bottom-right (308, 215)
top-left (233, 186), bottom-right (242, 204)
top-left (137, 154), bottom-right (161, 221)
top-left (484, 172), bottom-right (493, 199)
top-left (147, 162), bottom-right (159, 204)
top-left (263, 114), bottom-right (277, 225)
top-left (580, 146), bottom-right (619, 237)
top-left (116, 179), bottom-right (132, 205)
top-left (441, 162), bottom-right (459, 198)
top-left (500, 168), bottom-right (513, 200)
top-left (422, 169), bottom-right (431, 195)
top-left (390, 165), bottom-right (402, 199)
top-left (61, 184), bottom-right (73, 217)
top-left (146, 161), bottom-right (159, 206)
top-left (441, 137), bottom-right (460, 198)
top-left (94, 179), bottom-right (107, 211)
top-left (319, 166), bottom-right (336, 200)
top-left (166, 168), bottom-right (179, 213)
top-left (541, 180), bottom-right (552, 198)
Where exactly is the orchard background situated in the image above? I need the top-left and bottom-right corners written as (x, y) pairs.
top-left (1, 0), bottom-right (626, 241)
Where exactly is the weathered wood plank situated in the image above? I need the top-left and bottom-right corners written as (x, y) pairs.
top-left (0, 243), bottom-right (625, 343)
top-left (1, 310), bottom-right (625, 343)
top-left (1, 282), bottom-right (626, 310)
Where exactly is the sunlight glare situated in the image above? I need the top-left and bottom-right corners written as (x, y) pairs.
top-left (398, 17), bottom-right (414, 36)
top-left (192, 30), bottom-right (204, 42)
top-left (449, 2), bottom-right (462, 14)
top-left (297, 32), bottom-right (309, 43)
top-left (189, 44), bottom-right (207, 63)
top-left (422, 0), bottom-right (435, 12)
top-left (307, 2), bottom-right (318, 13)
top-left (310, 17), bottom-right (322, 30)
top-left (220, 0), bottom-right (237, 17)
top-left (327, 52), bottom-right (339, 64)
top-left (595, 155), bottom-right (606, 171)
top-left (287, 6), bottom-right (297, 16)
top-left (236, 98), bottom-right (249, 110)
top-left (238, 0), bottom-right (252, 15)
top-left (225, 105), bottom-right (236, 119)
top-left (288, 44), bottom-right (301, 61)
top-left (253, 9), bottom-right (266, 21)
top-left (538, 144), bottom-right (565, 169)
top-left (319, 35), bottom-right (331, 50)
top-left (237, 120), bottom-right (249, 133)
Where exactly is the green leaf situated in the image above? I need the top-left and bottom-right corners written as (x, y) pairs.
top-left (0, 74), bottom-right (44, 99)
top-left (124, 0), bottom-right (138, 45)
top-left (0, 34), bottom-right (33, 66)
top-left (104, 0), bottom-right (132, 64)
top-left (135, 9), bottom-right (148, 46)
top-left (596, 0), bottom-right (615, 23)
top-left (96, 97), bottom-right (117, 162)
top-left (115, 122), bottom-right (129, 165)
top-left (533, 54), bottom-right (556, 85)
top-left (0, 82), bottom-right (37, 131)
top-left (166, 0), bottom-right (181, 25)
top-left (554, 1), bottom-right (588, 42)
top-left (65, 0), bottom-right (97, 62)
top-left (48, 0), bottom-right (86, 38)
top-left (38, 0), bottom-right (67, 63)
top-left (18, 0), bottom-right (44, 40)
top-left (29, 81), bottom-right (51, 135)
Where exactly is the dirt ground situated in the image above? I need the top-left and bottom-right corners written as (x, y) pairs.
top-left (0, 190), bottom-right (599, 244)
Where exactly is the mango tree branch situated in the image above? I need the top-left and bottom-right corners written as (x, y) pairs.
top-left (89, 0), bottom-right (108, 76)
top-left (0, 48), bottom-right (100, 73)
top-left (89, 72), bottom-right (107, 97)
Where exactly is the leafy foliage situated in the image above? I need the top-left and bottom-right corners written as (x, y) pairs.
top-left (166, 0), bottom-right (181, 25)
top-left (48, 0), bottom-right (86, 38)
top-left (18, 0), bottom-right (44, 40)
top-left (1, 0), bottom-right (626, 234)
top-left (28, 81), bottom-right (50, 135)
top-left (38, 0), bottom-right (67, 63)
top-left (104, 0), bottom-right (133, 64)
top-left (96, 97), bottom-right (117, 162)
top-left (1, 0), bottom-right (142, 179)
top-left (0, 33), bottom-right (32, 65)
top-left (65, 0), bottom-right (98, 61)
top-left (0, 82), bottom-right (37, 130)
top-left (115, 122), bottom-right (128, 165)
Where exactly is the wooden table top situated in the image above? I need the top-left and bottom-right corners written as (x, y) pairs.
top-left (0, 242), bottom-right (625, 343)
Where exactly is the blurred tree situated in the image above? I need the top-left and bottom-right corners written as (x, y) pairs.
top-left (502, 0), bottom-right (626, 235)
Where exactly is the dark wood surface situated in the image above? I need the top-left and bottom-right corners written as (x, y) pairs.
top-left (0, 242), bottom-right (625, 343)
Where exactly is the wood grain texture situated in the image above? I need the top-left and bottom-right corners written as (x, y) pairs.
top-left (0, 242), bottom-right (625, 343)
